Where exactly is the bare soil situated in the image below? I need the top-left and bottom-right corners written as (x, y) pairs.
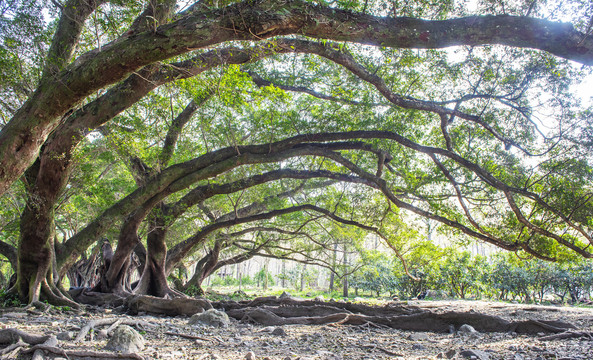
top-left (1, 299), bottom-right (592, 360)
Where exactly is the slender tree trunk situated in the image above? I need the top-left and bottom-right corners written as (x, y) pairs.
top-left (329, 243), bottom-right (337, 293)
top-left (182, 240), bottom-right (222, 295)
top-left (300, 264), bottom-right (306, 292)
top-left (263, 260), bottom-right (269, 291)
top-left (281, 260), bottom-right (286, 288)
top-left (342, 248), bottom-right (349, 298)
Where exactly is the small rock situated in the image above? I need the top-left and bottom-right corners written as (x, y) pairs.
top-left (56, 331), bottom-right (75, 341)
top-left (279, 291), bottom-right (292, 299)
top-left (459, 324), bottom-right (478, 334)
top-left (314, 295), bottom-right (325, 302)
top-left (245, 351), bottom-right (255, 360)
top-left (271, 327), bottom-right (287, 336)
top-left (460, 349), bottom-right (490, 360)
top-left (513, 354), bottom-right (525, 360)
top-left (305, 292), bottom-right (312, 297)
top-left (316, 350), bottom-right (341, 360)
top-left (189, 309), bottom-right (230, 327)
top-left (407, 333), bottom-right (429, 341)
top-left (436, 350), bottom-right (457, 359)
top-left (412, 344), bottom-right (426, 350)
top-left (104, 325), bottom-right (145, 354)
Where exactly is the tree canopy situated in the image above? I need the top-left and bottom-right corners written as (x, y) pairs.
top-left (0, 0), bottom-right (592, 306)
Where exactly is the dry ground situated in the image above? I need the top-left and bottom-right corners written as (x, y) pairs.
top-left (1, 299), bottom-right (592, 360)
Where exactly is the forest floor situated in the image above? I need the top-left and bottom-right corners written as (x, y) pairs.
top-left (1, 299), bottom-right (592, 360)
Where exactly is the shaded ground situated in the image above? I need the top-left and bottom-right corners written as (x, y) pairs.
top-left (1, 299), bottom-right (592, 359)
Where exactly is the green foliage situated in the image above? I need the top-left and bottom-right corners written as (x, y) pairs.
top-left (437, 251), bottom-right (488, 299)
top-left (350, 245), bottom-right (593, 304)
top-left (0, 288), bottom-right (21, 308)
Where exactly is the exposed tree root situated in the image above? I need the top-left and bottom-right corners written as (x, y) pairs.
top-left (539, 331), bottom-right (593, 341)
top-left (69, 287), bottom-right (126, 307)
top-left (23, 345), bottom-right (145, 359)
top-left (216, 296), bottom-right (422, 317)
top-left (218, 296), bottom-right (576, 334)
top-left (0, 339), bottom-right (27, 356)
top-left (76, 317), bottom-right (156, 342)
top-left (31, 335), bottom-right (58, 360)
top-left (40, 280), bottom-right (81, 309)
top-left (124, 294), bottom-right (212, 316)
top-left (0, 329), bottom-right (139, 360)
top-left (0, 328), bottom-right (51, 345)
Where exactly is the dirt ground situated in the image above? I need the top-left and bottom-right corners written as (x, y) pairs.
top-left (1, 299), bottom-right (592, 360)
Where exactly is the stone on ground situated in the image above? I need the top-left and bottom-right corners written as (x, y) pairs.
top-left (104, 325), bottom-right (145, 353)
top-left (460, 349), bottom-right (491, 360)
top-left (408, 332), bottom-right (429, 341)
top-left (189, 309), bottom-right (230, 327)
top-left (271, 327), bottom-right (287, 336)
top-left (459, 324), bottom-right (479, 334)
top-left (56, 331), bottom-right (75, 341)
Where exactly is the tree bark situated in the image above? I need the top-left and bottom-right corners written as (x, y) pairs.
top-left (182, 240), bottom-right (223, 295)
top-left (133, 205), bottom-right (176, 297)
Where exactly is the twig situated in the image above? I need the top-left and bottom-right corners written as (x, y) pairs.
top-left (164, 331), bottom-right (210, 341)
top-left (361, 344), bottom-right (403, 356)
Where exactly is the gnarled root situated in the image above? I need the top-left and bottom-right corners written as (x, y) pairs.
top-left (221, 296), bottom-right (576, 335)
top-left (69, 287), bottom-right (126, 307)
top-left (539, 331), bottom-right (593, 341)
top-left (125, 294), bottom-right (212, 316)
top-left (75, 317), bottom-right (156, 342)
top-left (40, 279), bottom-right (80, 309)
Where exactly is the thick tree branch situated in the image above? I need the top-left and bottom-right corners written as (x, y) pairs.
top-left (0, 240), bottom-right (17, 270)
top-left (1, 1), bottom-right (592, 196)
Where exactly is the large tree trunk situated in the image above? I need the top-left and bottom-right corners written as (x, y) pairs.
top-left (133, 209), bottom-right (177, 297)
top-left (15, 160), bottom-right (74, 305)
top-left (94, 215), bottom-right (142, 295)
